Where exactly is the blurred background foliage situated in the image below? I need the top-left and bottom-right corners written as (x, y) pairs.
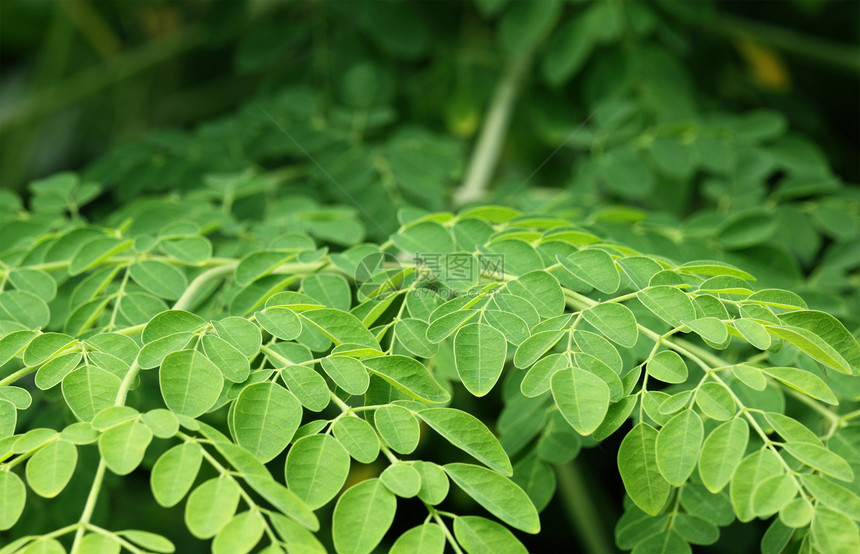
top-left (1, 1), bottom-right (858, 550)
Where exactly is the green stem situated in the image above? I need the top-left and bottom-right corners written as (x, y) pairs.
top-left (555, 461), bottom-right (616, 554)
top-left (172, 263), bottom-right (238, 311)
top-left (689, 12), bottom-right (860, 73)
top-left (453, 52), bottom-right (533, 207)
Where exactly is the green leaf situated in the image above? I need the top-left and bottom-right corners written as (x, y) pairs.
top-left (256, 307), bottom-right (302, 340)
top-left (766, 325), bottom-right (851, 375)
top-left (233, 381), bottom-right (301, 462)
top-left (92, 406), bottom-right (139, 430)
top-left (780, 498), bottom-right (813, 528)
top-left (381, 463), bottom-right (422, 498)
top-left (392, 221), bottom-right (454, 254)
top-left (505, 271), bottom-right (564, 318)
top-left (731, 449), bottom-right (783, 522)
top-left (618, 423), bottom-right (671, 515)
top-left (779, 310), bottom-right (860, 374)
top-left (520, 353), bottom-right (568, 397)
top-left (482, 310), bottom-right (530, 346)
top-left (783, 442), bottom-right (853, 481)
top-left (418, 407), bottom-right (512, 475)
top-left (69, 237), bottom-right (133, 275)
top-left (733, 319), bottom-right (772, 350)
top-left (333, 416), bottom-right (379, 463)
top-left (24, 440), bottom-right (76, 497)
top-left (77, 534), bottom-right (120, 554)
top-left (716, 210), bottom-right (778, 249)
top-left (800, 474), bottom-right (860, 520)
top-left (374, 404), bottom-right (420, 454)
top-left (752, 475), bottom-right (797, 517)
top-left (582, 303), bottom-right (639, 348)
top-left (8, 268), bottom-right (57, 301)
top-left (699, 418), bottom-right (749, 493)
top-left (513, 330), bottom-right (565, 369)
top-left (62, 365), bottom-right (122, 421)
top-left (185, 477), bottom-right (241, 539)
top-left (98, 420), bottom-right (153, 475)
top-left (212, 316), bottom-right (262, 359)
top-left (541, 16), bottom-right (593, 87)
top-left (557, 250), bottom-right (620, 294)
top-left (35, 352), bottom-right (82, 390)
top-left (332, 478), bottom-right (396, 554)
top-left (286, 434), bottom-right (350, 510)
top-left (117, 530), bottom-right (175, 553)
top-left (679, 261), bottom-right (755, 281)
top-left (426, 310), bottom-right (478, 343)
top-left (394, 318), bottom-right (438, 358)
top-left (151, 442), bottom-right (204, 507)
top-left (236, 251), bottom-right (295, 285)
top-left (656, 409), bottom-right (703, 486)
top-left (551, 367), bottom-right (610, 436)
top-left (390, 523), bottom-right (445, 554)
top-left (637, 286), bottom-right (696, 328)
top-left (202, 335), bottom-right (250, 383)
top-left (159, 350), bottom-right (224, 418)
top-left (646, 350), bottom-right (688, 384)
top-left (415, 461), bottom-right (450, 505)
top-left (212, 511), bottom-right (265, 554)
top-left (0, 290), bottom-right (50, 329)
top-left (444, 463), bottom-right (540, 533)
top-left (362, 356), bottom-right (450, 403)
top-left (0, 330), bottom-right (38, 367)
top-left (160, 236), bottom-right (212, 264)
top-left (454, 516), bottom-right (528, 554)
top-left (299, 308), bottom-right (381, 350)
top-left (24, 333), bottom-right (76, 368)
top-left (761, 366), bottom-right (837, 405)
top-left (280, 365), bottom-right (330, 412)
top-left (142, 310), bottom-right (206, 343)
top-left (129, 261), bottom-right (188, 300)
top-left (684, 318), bottom-right (728, 344)
top-left (138, 332), bottom-right (193, 369)
top-left (453, 322), bottom-right (506, 397)
top-left (301, 274), bottom-right (352, 311)
top-left (321, 356), bottom-right (370, 396)
top-left (811, 506), bottom-right (860, 554)
top-left (499, 0), bottom-right (561, 55)
top-left (695, 383), bottom-right (736, 421)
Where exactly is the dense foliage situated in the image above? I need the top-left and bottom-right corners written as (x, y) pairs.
top-left (1, 1), bottom-right (858, 553)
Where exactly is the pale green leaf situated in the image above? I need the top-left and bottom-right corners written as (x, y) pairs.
top-left (98, 420), bottom-right (153, 475)
top-left (453, 516), bottom-right (528, 554)
top-left (656, 409), bottom-right (703, 486)
top-left (212, 511), bottom-right (265, 554)
top-left (286, 434), bottom-right (350, 510)
top-left (233, 381), bottom-right (301, 462)
top-left (454, 322), bottom-right (506, 397)
top-left (557, 250), bottom-right (620, 294)
top-left (159, 350), bottom-right (224, 418)
top-left (638, 286), bottom-right (696, 328)
top-left (332, 479), bottom-right (396, 554)
top-left (151, 442), bottom-right (203, 507)
top-left (699, 418), bottom-right (749, 493)
top-left (333, 417), bottom-right (379, 463)
top-left (761, 366), bottom-right (837, 405)
top-left (417, 407), bottom-right (512, 475)
top-left (25, 441), bottom-right (77, 501)
top-left (582, 303), bottom-right (638, 348)
top-left (783, 442), bottom-right (853, 481)
top-left (444, 463), bottom-right (540, 533)
top-left (185, 477), bottom-right (241, 539)
top-left (128, 260), bottom-right (188, 300)
top-left (646, 350), bottom-right (688, 384)
top-left (374, 404), bottom-right (420, 455)
top-left (362, 356), bottom-right (450, 403)
top-left (380, 463), bottom-right (422, 498)
top-left (618, 423), bottom-right (671, 515)
top-left (390, 523), bottom-right (445, 554)
top-left (321, 357), bottom-right (369, 396)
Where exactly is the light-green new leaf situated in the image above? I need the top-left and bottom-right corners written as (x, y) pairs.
top-left (233, 381), bottom-right (301, 462)
top-left (656, 410), bottom-right (703, 486)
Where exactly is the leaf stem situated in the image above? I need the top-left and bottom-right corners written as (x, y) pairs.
top-left (554, 460), bottom-right (616, 554)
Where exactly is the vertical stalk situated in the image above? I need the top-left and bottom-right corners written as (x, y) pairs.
top-left (555, 461), bottom-right (616, 554)
top-left (453, 52), bottom-right (532, 207)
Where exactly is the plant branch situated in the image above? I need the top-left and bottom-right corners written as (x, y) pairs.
top-left (453, 52), bottom-right (533, 207)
